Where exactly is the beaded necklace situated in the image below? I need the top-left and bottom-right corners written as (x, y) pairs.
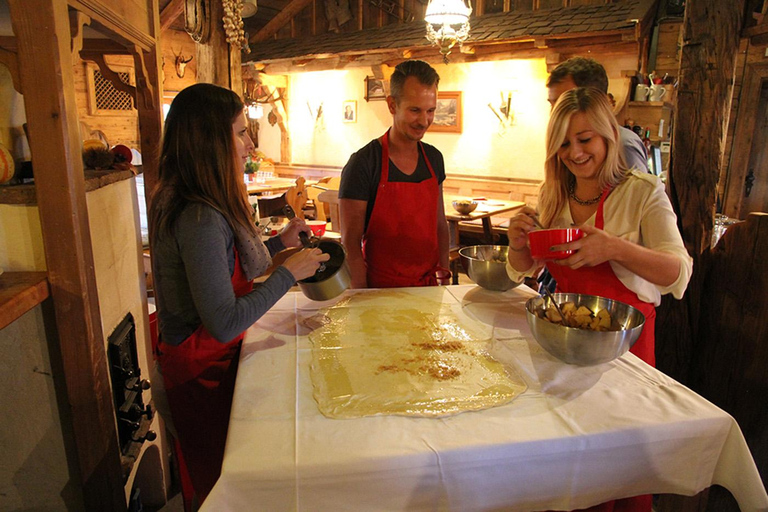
top-left (568, 180), bottom-right (602, 206)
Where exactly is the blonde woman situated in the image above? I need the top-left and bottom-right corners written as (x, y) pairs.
top-left (507, 87), bottom-right (692, 369)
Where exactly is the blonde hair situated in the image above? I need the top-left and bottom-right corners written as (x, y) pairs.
top-left (150, 84), bottom-right (256, 241)
top-left (538, 87), bottom-right (628, 227)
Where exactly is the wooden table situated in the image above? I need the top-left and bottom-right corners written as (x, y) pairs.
top-left (444, 196), bottom-right (525, 244)
top-left (246, 177), bottom-right (317, 196)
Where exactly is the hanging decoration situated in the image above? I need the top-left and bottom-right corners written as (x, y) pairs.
top-left (222, 0), bottom-right (250, 53)
top-left (424, 0), bottom-right (472, 63)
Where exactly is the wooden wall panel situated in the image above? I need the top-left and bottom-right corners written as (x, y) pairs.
top-left (653, 20), bottom-right (682, 77)
top-left (73, 55), bottom-right (140, 148)
top-left (160, 28), bottom-right (197, 94)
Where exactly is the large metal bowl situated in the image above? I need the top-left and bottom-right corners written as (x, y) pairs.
top-left (459, 245), bottom-right (520, 292)
top-left (525, 293), bottom-right (645, 366)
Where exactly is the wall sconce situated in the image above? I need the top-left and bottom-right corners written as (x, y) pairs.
top-left (307, 101), bottom-right (324, 122)
top-left (424, 0), bottom-right (472, 63)
top-left (488, 91), bottom-right (515, 131)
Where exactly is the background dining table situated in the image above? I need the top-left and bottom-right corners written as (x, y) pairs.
top-left (201, 285), bottom-right (768, 512)
top-left (444, 196), bottom-right (525, 244)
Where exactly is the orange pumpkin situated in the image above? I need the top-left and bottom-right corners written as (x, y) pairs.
top-left (0, 142), bottom-right (14, 184)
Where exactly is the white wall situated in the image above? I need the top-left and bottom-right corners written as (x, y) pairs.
top-left (258, 59), bottom-right (552, 181)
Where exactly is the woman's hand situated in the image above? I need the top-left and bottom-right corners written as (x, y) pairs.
top-left (279, 217), bottom-right (312, 248)
top-left (554, 224), bottom-right (615, 269)
top-left (281, 248), bottom-right (330, 281)
top-left (507, 206), bottom-right (538, 252)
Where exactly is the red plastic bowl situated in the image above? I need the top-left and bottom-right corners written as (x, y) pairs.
top-left (528, 228), bottom-right (583, 260)
top-left (306, 220), bottom-right (327, 237)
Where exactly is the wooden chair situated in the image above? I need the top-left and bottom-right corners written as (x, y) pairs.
top-left (305, 176), bottom-right (333, 220)
top-left (317, 189), bottom-right (341, 232)
top-left (283, 177), bottom-right (307, 219)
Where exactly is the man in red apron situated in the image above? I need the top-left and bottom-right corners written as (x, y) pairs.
top-left (155, 249), bottom-right (252, 503)
top-left (339, 60), bottom-right (450, 288)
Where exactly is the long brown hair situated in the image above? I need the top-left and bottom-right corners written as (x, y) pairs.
top-left (150, 83), bottom-right (255, 242)
top-left (538, 87), bottom-right (628, 227)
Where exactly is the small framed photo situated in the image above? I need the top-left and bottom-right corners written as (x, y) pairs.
top-left (430, 91), bottom-right (462, 133)
top-left (365, 76), bottom-right (387, 102)
top-left (342, 100), bottom-right (357, 123)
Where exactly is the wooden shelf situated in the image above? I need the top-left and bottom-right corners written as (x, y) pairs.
top-left (628, 101), bottom-right (675, 109)
top-left (0, 271), bottom-right (50, 330)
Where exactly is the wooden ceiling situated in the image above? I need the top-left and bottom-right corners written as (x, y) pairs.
top-left (159, 0), bottom-right (298, 38)
top-left (157, 0), bottom-right (657, 69)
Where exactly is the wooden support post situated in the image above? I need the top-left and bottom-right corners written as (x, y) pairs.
top-left (8, 0), bottom-right (125, 509)
top-left (655, 0), bottom-right (745, 388)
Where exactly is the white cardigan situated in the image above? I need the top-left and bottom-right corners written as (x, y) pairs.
top-left (506, 171), bottom-right (693, 306)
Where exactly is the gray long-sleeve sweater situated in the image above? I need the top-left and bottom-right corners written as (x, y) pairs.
top-left (152, 203), bottom-right (296, 345)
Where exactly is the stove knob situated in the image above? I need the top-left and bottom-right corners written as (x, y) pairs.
top-left (133, 430), bottom-right (157, 444)
top-left (120, 418), bottom-right (141, 432)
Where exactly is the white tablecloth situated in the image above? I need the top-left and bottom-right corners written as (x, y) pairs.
top-left (202, 285), bottom-right (768, 512)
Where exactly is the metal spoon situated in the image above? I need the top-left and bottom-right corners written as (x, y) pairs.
top-left (542, 286), bottom-right (569, 326)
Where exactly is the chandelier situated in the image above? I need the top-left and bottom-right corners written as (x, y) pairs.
top-left (424, 0), bottom-right (472, 63)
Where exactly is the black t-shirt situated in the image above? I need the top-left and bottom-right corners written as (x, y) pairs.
top-left (338, 138), bottom-right (446, 228)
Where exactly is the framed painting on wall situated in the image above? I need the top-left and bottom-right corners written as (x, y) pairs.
top-left (430, 91), bottom-right (462, 133)
top-left (343, 100), bottom-right (357, 122)
top-left (365, 76), bottom-right (387, 101)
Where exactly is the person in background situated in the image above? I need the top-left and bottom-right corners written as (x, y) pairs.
top-left (339, 60), bottom-right (450, 288)
top-left (506, 88), bottom-right (692, 511)
top-left (547, 56), bottom-right (649, 173)
top-left (149, 83), bottom-right (328, 503)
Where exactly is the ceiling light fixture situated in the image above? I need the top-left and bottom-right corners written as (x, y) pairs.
top-left (424, 0), bottom-right (472, 63)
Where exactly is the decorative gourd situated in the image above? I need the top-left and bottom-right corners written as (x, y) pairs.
top-left (0, 142), bottom-right (14, 184)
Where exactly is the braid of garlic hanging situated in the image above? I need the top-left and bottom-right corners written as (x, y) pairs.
top-left (222, 0), bottom-right (250, 53)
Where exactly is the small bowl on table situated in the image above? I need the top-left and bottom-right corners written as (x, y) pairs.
top-left (452, 199), bottom-right (478, 215)
top-left (525, 293), bottom-right (645, 366)
top-left (458, 245), bottom-right (520, 292)
top-left (306, 220), bottom-right (327, 237)
top-left (528, 228), bottom-right (583, 260)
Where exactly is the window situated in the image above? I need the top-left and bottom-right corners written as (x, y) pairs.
top-left (86, 63), bottom-right (135, 115)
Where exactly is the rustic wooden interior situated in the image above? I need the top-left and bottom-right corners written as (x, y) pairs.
top-left (1, 0), bottom-right (767, 510)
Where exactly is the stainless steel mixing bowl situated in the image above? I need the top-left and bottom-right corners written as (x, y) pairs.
top-left (525, 293), bottom-right (646, 366)
top-left (459, 245), bottom-right (520, 292)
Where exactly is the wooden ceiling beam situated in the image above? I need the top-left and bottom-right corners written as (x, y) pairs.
top-left (250, 0), bottom-right (317, 43)
top-left (160, 0), bottom-right (185, 32)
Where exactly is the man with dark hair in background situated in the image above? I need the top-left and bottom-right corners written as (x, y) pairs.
top-left (339, 60), bottom-right (450, 289)
top-left (547, 57), bottom-right (649, 173)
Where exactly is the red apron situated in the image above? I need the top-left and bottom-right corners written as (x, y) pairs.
top-left (156, 249), bottom-right (252, 502)
top-left (546, 188), bottom-right (656, 367)
top-left (544, 189), bottom-right (654, 512)
top-left (363, 130), bottom-right (448, 287)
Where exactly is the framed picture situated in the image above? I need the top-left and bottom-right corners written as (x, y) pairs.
top-left (365, 76), bottom-right (387, 101)
top-left (342, 100), bottom-right (357, 123)
top-left (430, 91), bottom-right (462, 133)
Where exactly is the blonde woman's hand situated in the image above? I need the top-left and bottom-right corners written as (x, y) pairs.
top-left (279, 217), bottom-right (312, 248)
top-left (507, 206), bottom-right (538, 252)
top-left (554, 224), bottom-right (615, 269)
top-left (281, 248), bottom-right (330, 281)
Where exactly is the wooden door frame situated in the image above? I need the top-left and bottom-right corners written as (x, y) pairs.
top-left (723, 60), bottom-right (768, 219)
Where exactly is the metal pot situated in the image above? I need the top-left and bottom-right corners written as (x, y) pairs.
top-left (298, 240), bottom-right (350, 301)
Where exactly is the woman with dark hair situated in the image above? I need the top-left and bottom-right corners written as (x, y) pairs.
top-left (150, 83), bottom-right (328, 502)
